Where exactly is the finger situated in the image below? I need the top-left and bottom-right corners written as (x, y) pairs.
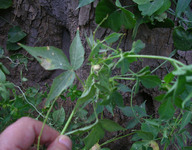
top-left (0, 117), bottom-right (59, 150)
top-left (47, 135), bottom-right (72, 150)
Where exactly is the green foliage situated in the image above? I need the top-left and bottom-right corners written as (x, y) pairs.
top-left (0, 0), bottom-right (12, 9)
top-left (95, 0), bottom-right (136, 32)
top-left (1, 0), bottom-right (192, 149)
top-left (7, 26), bottom-right (27, 51)
top-left (173, 27), bottom-right (192, 51)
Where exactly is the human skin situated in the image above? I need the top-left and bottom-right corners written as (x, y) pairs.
top-left (0, 117), bottom-right (72, 150)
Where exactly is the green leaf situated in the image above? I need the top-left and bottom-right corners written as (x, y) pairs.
top-left (78, 0), bottom-right (95, 8)
top-left (183, 146), bottom-right (192, 150)
top-left (138, 0), bottom-right (164, 16)
top-left (8, 26), bottom-right (26, 43)
top-left (164, 72), bottom-right (174, 84)
top-left (109, 91), bottom-right (124, 108)
top-left (147, 18), bottom-right (174, 29)
top-left (141, 123), bottom-right (159, 138)
top-left (75, 84), bottom-right (96, 108)
top-left (69, 29), bottom-right (85, 70)
top-left (84, 124), bottom-right (105, 149)
top-left (176, 0), bottom-right (191, 17)
top-left (46, 70), bottom-right (75, 106)
top-left (120, 7), bottom-right (136, 29)
top-left (19, 44), bottom-right (71, 70)
top-left (140, 75), bottom-right (161, 89)
top-left (95, 0), bottom-right (135, 32)
top-left (130, 141), bottom-right (150, 150)
top-left (136, 130), bottom-right (154, 140)
top-left (173, 26), bottom-right (192, 51)
top-left (52, 107), bottom-right (65, 126)
top-left (100, 119), bottom-right (124, 132)
top-left (126, 118), bottom-right (139, 129)
top-left (0, 0), bottom-right (12, 9)
top-left (132, 0), bottom-right (150, 5)
top-left (104, 33), bottom-right (122, 45)
top-left (158, 99), bottom-right (175, 120)
top-left (6, 42), bottom-right (21, 51)
top-left (154, 0), bottom-right (171, 15)
top-left (117, 84), bottom-right (132, 93)
top-left (0, 69), bottom-right (6, 82)
top-left (130, 40), bottom-right (145, 54)
top-left (116, 57), bottom-right (130, 74)
top-left (180, 111), bottom-right (192, 131)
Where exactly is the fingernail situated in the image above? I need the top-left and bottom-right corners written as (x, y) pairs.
top-left (59, 135), bottom-right (72, 149)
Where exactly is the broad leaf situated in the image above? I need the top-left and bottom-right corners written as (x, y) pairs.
top-left (75, 84), bottom-right (96, 108)
top-left (158, 99), bottom-right (175, 120)
top-left (100, 119), bottom-right (124, 132)
top-left (180, 111), bottom-right (192, 131)
top-left (8, 26), bottom-right (26, 43)
top-left (104, 33), bottom-right (122, 45)
top-left (7, 42), bottom-right (21, 51)
top-left (116, 57), bottom-right (130, 75)
top-left (173, 27), bottom-right (192, 51)
top-left (120, 7), bottom-right (136, 29)
top-left (126, 118), bottom-right (139, 129)
top-left (132, 0), bottom-right (150, 5)
top-left (69, 29), bottom-right (85, 70)
top-left (176, 0), bottom-right (191, 17)
top-left (19, 44), bottom-right (71, 70)
top-left (95, 0), bottom-right (135, 32)
top-left (136, 130), bottom-right (154, 140)
top-left (78, 0), bottom-right (95, 8)
top-left (108, 91), bottom-right (124, 108)
top-left (138, 0), bottom-right (164, 16)
top-left (52, 107), bottom-right (65, 126)
top-left (0, 70), bottom-right (6, 82)
top-left (140, 75), bottom-right (161, 89)
top-left (46, 70), bottom-right (75, 105)
top-left (118, 84), bottom-right (132, 93)
top-left (130, 141), bottom-right (150, 150)
top-left (0, 0), bottom-right (12, 9)
top-left (130, 40), bottom-right (145, 54)
top-left (84, 124), bottom-right (105, 149)
top-left (154, 0), bottom-right (171, 15)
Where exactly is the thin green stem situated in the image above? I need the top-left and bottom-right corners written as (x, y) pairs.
top-left (100, 132), bottom-right (135, 147)
top-left (130, 83), bottom-right (141, 124)
top-left (37, 97), bottom-right (58, 150)
top-left (75, 72), bottom-right (85, 89)
top-left (60, 107), bottom-right (76, 135)
top-left (126, 55), bottom-right (185, 67)
top-left (93, 15), bottom-right (108, 39)
top-left (113, 76), bottom-right (135, 81)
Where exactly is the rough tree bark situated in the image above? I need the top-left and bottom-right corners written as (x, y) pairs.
top-left (0, 0), bottom-right (192, 149)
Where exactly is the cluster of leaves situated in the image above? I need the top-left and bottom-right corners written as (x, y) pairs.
top-left (79, 0), bottom-right (192, 51)
top-left (1, 0), bottom-right (192, 150)
top-left (20, 24), bottom-right (192, 149)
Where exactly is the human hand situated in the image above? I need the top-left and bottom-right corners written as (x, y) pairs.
top-left (0, 117), bottom-right (72, 150)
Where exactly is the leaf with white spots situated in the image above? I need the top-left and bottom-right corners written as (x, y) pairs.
top-left (19, 44), bottom-right (71, 70)
top-left (69, 29), bottom-right (85, 70)
top-left (46, 70), bottom-right (75, 106)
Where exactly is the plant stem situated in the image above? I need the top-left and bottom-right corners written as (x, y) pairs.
top-left (75, 72), bottom-right (85, 89)
top-left (100, 132), bottom-right (135, 147)
top-left (126, 55), bottom-right (185, 67)
top-left (113, 76), bottom-right (135, 81)
top-left (37, 97), bottom-right (58, 150)
top-left (130, 84), bottom-right (141, 124)
top-left (60, 107), bottom-right (76, 135)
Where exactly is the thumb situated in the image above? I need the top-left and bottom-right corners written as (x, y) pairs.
top-left (47, 135), bottom-right (72, 150)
